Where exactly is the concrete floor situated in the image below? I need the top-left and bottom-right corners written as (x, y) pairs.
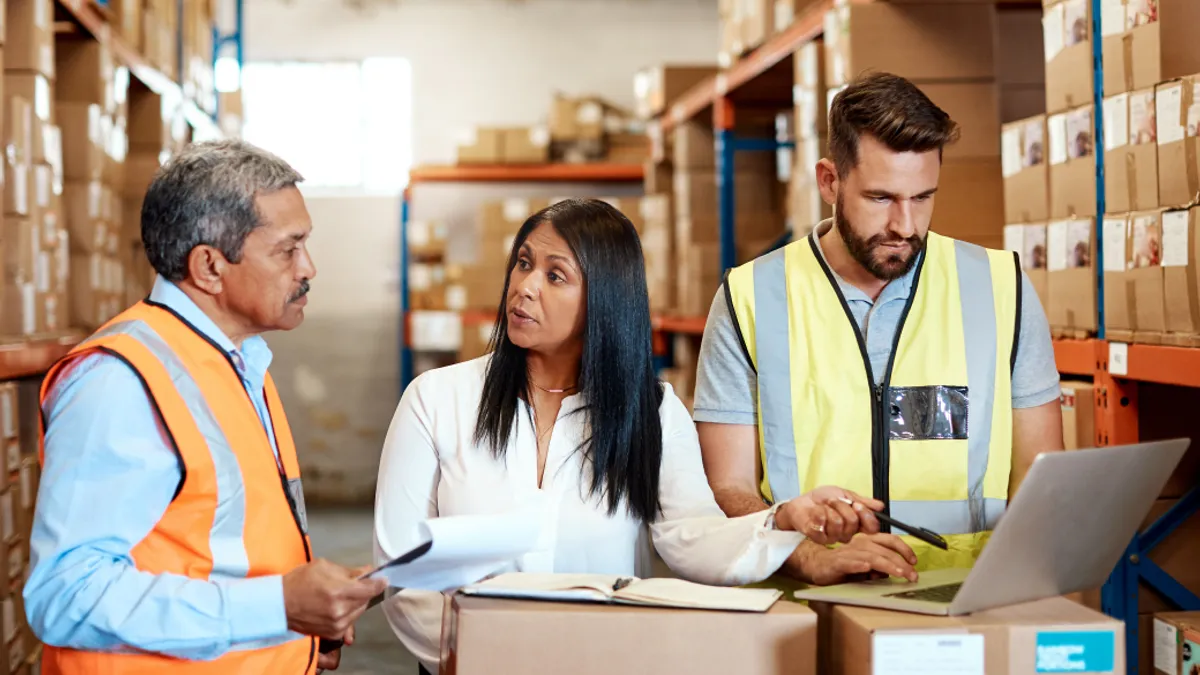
top-left (309, 507), bottom-right (419, 675)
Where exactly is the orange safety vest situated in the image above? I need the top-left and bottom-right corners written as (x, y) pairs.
top-left (37, 301), bottom-right (318, 675)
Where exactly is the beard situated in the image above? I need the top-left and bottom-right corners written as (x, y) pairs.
top-left (835, 194), bottom-right (925, 281)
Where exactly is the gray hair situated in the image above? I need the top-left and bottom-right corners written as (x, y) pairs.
top-left (141, 139), bottom-right (304, 282)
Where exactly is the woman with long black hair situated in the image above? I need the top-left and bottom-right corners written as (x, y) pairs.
top-left (373, 199), bottom-right (883, 672)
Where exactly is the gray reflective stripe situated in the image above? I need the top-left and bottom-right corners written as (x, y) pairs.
top-left (752, 247), bottom-right (801, 503)
top-left (229, 631), bottom-right (309, 652)
top-left (891, 498), bottom-right (1006, 535)
top-left (85, 319), bottom-right (252, 581)
top-left (954, 241), bottom-right (999, 533)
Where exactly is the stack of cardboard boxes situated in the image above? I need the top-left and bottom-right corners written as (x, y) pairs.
top-left (57, 36), bottom-right (132, 332)
top-left (789, 40), bottom-right (829, 237)
top-left (0, 382), bottom-right (41, 673)
top-left (5, 0), bottom-right (67, 338)
top-left (181, 0), bottom-right (217, 116)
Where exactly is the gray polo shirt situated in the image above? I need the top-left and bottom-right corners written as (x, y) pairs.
top-left (692, 224), bottom-right (1062, 426)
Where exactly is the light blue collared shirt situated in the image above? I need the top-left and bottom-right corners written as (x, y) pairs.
top-left (24, 275), bottom-right (292, 660)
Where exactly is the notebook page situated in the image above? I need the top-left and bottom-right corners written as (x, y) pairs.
top-left (465, 572), bottom-right (627, 599)
top-left (614, 578), bottom-right (782, 612)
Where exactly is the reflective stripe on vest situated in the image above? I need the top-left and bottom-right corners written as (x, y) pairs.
top-left (37, 302), bottom-right (316, 675)
top-left (726, 230), bottom-right (1019, 570)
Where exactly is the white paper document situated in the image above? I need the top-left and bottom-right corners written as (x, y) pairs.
top-left (366, 500), bottom-right (553, 592)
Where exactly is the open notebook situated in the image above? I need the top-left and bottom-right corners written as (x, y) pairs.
top-left (460, 572), bottom-right (782, 612)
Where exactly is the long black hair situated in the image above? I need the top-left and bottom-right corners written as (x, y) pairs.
top-left (472, 198), bottom-right (665, 524)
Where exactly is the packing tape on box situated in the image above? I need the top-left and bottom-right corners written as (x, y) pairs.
top-left (1125, 152), bottom-right (1139, 210)
top-left (1122, 33), bottom-right (1134, 93)
top-left (1184, 80), bottom-right (1200, 205)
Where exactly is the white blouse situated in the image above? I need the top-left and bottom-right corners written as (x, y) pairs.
top-left (373, 356), bottom-right (805, 671)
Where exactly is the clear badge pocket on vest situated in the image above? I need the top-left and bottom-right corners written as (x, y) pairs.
top-left (887, 386), bottom-right (969, 440)
top-left (286, 477), bottom-right (309, 535)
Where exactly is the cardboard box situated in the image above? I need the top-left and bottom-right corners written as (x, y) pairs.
top-left (929, 158), bottom-right (1006, 249)
top-left (1047, 217), bottom-right (1097, 333)
top-left (817, 597), bottom-right (1124, 675)
top-left (824, 3), bottom-right (998, 88)
top-left (440, 595), bottom-right (817, 675)
top-left (1044, 0), bottom-right (1094, 113)
top-left (673, 170), bottom-right (780, 222)
top-left (634, 65), bottom-right (717, 120)
top-left (793, 40), bottom-right (826, 138)
top-left (58, 103), bottom-right (105, 182)
top-left (1102, 213), bottom-right (1134, 336)
top-left (1059, 380), bottom-right (1096, 449)
top-left (3, 218), bottom-right (37, 284)
top-left (999, 9), bottom-right (1047, 87)
top-left (775, 0), bottom-right (816, 33)
top-left (455, 128), bottom-right (503, 165)
top-left (4, 73), bottom-right (51, 123)
top-left (500, 127), bottom-right (549, 164)
top-left (4, 159), bottom-right (30, 217)
top-left (1153, 612), bottom-right (1200, 675)
top-left (1003, 115), bottom-right (1050, 223)
top-left (5, 0), bottom-right (54, 77)
top-left (3, 96), bottom-right (33, 168)
top-left (1161, 206), bottom-right (1200, 343)
top-left (1103, 0), bottom-right (1200, 97)
top-left (919, 82), bottom-right (1002, 159)
top-left (0, 385), bottom-right (14, 446)
top-left (1155, 76), bottom-right (1200, 209)
top-left (1130, 209), bottom-right (1167, 341)
top-left (671, 119), bottom-right (777, 171)
top-left (1048, 105), bottom-right (1097, 219)
top-left (1001, 85), bottom-right (1048, 124)
top-left (1004, 222), bottom-right (1050, 307)
top-left (55, 37), bottom-right (115, 109)
top-left (549, 95), bottom-right (605, 142)
top-left (1104, 88), bottom-right (1161, 214)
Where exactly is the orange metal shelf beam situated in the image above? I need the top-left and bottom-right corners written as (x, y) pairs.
top-left (55, 0), bottom-right (221, 138)
top-left (409, 164), bottom-right (645, 184)
top-left (658, 0), bottom-right (854, 134)
top-left (1053, 338), bottom-right (1100, 377)
top-left (1122, 343), bottom-right (1200, 388)
top-left (0, 333), bottom-right (85, 380)
top-left (653, 315), bottom-right (707, 336)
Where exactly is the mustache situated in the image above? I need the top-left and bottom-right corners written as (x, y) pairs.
top-left (289, 279), bottom-right (311, 302)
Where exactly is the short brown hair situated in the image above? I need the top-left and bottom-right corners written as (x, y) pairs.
top-left (827, 72), bottom-right (960, 178)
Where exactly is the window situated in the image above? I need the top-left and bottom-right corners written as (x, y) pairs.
top-left (240, 58), bottom-right (413, 192)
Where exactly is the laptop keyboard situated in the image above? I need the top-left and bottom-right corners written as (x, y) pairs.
top-left (884, 582), bottom-right (963, 603)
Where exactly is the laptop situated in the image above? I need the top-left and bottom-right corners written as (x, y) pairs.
top-left (793, 439), bottom-right (1190, 616)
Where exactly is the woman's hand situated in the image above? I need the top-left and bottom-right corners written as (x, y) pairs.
top-left (774, 486), bottom-right (885, 545)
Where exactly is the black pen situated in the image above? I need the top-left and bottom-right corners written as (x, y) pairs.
top-left (839, 497), bottom-right (949, 550)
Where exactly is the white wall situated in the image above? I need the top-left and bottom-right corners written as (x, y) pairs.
top-left (245, 0), bottom-right (720, 164)
top-left (244, 0), bottom-right (721, 504)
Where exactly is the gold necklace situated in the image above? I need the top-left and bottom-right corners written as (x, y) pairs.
top-left (530, 379), bottom-right (577, 394)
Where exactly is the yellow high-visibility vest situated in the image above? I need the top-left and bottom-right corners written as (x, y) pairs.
top-left (725, 230), bottom-right (1021, 570)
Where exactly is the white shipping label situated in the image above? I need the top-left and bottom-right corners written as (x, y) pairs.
top-left (1103, 218), bottom-right (1129, 271)
top-left (1049, 114), bottom-right (1069, 165)
top-left (1162, 210), bottom-right (1190, 267)
top-left (35, 0), bottom-right (49, 28)
top-left (577, 102), bottom-right (602, 125)
top-left (1004, 225), bottom-right (1024, 254)
top-left (1048, 221), bottom-right (1070, 271)
top-left (1130, 90), bottom-right (1157, 144)
top-left (776, 0), bottom-right (795, 33)
top-left (36, 251), bottom-right (51, 293)
top-left (21, 464), bottom-right (33, 510)
top-left (1158, 85), bottom-right (1186, 145)
top-left (873, 634), bottom-right (984, 675)
top-left (6, 442), bottom-right (17, 475)
top-left (21, 284), bottom-right (35, 335)
top-left (1044, 3), bottom-right (1066, 62)
top-left (1154, 619), bottom-right (1179, 675)
top-left (503, 199), bottom-right (530, 223)
top-left (410, 265), bottom-right (433, 292)
top-left (409, 221), bottom-right (431, 247)
top-left (1, 391), bottom-right (13, 439)
top-left (1104, 94), bottom-right (1129, 151)
top-left (444, 285), bottom-right (467, 311)
top-left (1101, 0), bottom-right (1127, 36)
top-left (1002, 127), bottom-right (1023, 177)
top-left (529, 127), bottom-right (550, 148)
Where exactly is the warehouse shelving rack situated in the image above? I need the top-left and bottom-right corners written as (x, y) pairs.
top-left (650, 0), bottom-right (1198, 670)
top-left (398, 163), bottom-right (648, 390)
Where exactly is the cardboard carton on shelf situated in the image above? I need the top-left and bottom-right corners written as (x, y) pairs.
top-left (793, 39), bottom-right (827, 139)
top-left (824, 3), bottom-right (998, 89)
top-left (500, 127), bottom-right (550, 164)
top-left (1102, 0), bottom-right (1200, 98)
top-left (812, 596), bottom-right (1124, 675)
top-left (633, 65), bottom-right (718, 120)
top-left (1101, 213), bottom-right (1134, 339)
top-left (440, 594), bottom-right (818, 675)
top-left (1160, 206), bottom-right (1200, 346)
top-left (455, 128), bottom-right (503, 165)
top-left (1058, 379), bottom-right (1096, 449)
top-left (1003, 222), bottom-right (1050, 310)
top-left (1103, 209), bottom-right (1168, 344)
top-left (1044, 0), bottom-right (1094, 114)
top-left (1048, 104), bottom-right (1097, 220)
top-left (1103, 87), bottom-right (1159, 214)
top-left (4, 73), bottom-right (52, 124)
top-left (927, 158), bottom-right (1005, 250)
top-left (6, 0), bottom-right (55, 78)
top-left (1152, 611), bottom-right (1200, 675)
top-left (1002, 115), bottom-right (1050, 223)
top-left (1047, 216), bottom-right (1097, 335)
top-left (918, 82), bottom-right (1002, 159)
top-left (1155, 75), bottom-right (1200, 210)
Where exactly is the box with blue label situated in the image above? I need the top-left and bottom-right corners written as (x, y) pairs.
top-left (820, 596), bottom-right (1124, 674)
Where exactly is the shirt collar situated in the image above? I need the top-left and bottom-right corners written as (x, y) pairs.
top-left (147, 275), bottom-right (274, 382)
top-left (809, 219), bottom-right (921, 304)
